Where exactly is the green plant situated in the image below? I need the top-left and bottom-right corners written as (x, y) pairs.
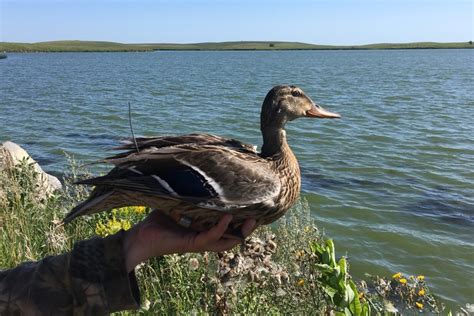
top-left (309, 239), bottom-right (370, 315)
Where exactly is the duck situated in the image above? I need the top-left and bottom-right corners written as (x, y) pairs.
top-left (64, 85), bottom-right (340, 237)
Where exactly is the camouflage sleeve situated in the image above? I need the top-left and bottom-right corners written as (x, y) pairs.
top-left (0, 230), bottom-right (140, 315)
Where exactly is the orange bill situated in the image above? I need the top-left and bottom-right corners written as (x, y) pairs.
top-left (306, 103), bottom-right (341, 118)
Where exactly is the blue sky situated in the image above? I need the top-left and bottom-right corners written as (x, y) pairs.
top-left (1, 0), bottom-right (472, 44)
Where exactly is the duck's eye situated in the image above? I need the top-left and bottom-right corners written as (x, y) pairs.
top-left (291, 90), bottom-right (302, 97)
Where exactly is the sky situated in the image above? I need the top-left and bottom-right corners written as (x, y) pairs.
top-left (1, 0), bottom-right (472, 44)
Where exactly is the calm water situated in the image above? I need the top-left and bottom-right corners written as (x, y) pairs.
top-left (1, 50), bottom-right (473, 306)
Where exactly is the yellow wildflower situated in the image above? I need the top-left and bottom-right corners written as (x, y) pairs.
top-left (122, 219), bottom-right (132, 230)
top-left (417, 275), bottom-right (425, 281)
top-left (399, 278), bottom-right (407, 284)
top-left (304, 226), bottom-right (311, 233)
top-left (418, 288), bottom-right (425, 296)
top-left (120, 207), bottom-right (130, 216)
top-left (297, 279), bottom-right (305, 286)
top-left (134, 206), bottom-right (147, 215)
top-left (95, 222), bottom-right (108, 237)
top-left (95, 216), bottom-right (132, 237)
top-left (415, 302), bottom-right (423, 309)
top-left (392, 272), bottom-right (402, 279)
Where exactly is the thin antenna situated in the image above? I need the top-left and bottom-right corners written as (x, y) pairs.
top-left (128, 102), bottom-right (140, 153)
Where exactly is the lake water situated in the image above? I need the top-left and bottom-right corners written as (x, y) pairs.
top-left (1, 50), bottom-right (473, 307)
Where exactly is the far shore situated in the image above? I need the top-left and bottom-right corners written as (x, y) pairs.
top-left (1, 40), bottom-right (472, 53)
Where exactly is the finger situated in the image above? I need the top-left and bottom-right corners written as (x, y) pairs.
top-left (241, 218), bottom-right (257, 238)
top-left (143, 210), bottom-right (171, 228)
top-left (197, 214), bottom-right (233, 245)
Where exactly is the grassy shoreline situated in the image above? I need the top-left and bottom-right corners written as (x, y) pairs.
top-left (1, 40), bottom-right (472, 52)
top-left (0, 155), bottom-right (452, 314)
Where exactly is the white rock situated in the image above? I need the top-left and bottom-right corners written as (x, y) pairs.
top-left (1, 141), bottom-right (62, 196)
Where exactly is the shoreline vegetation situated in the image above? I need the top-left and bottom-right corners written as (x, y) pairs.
top-left (0, 40), bottom-right (473, 52)
top-left (0, 143), bottom-right (456, 314)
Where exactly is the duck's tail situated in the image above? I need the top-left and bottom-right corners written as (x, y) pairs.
top-left (63, 187), bottom-right (116, 224)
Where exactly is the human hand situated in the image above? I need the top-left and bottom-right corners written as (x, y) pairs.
top-left (123, 209), bottom-right (256, 272)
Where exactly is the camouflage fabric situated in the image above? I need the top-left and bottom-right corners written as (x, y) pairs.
top-left (0, 230), bottom-right (140, 315)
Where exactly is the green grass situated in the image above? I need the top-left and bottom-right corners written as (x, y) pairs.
top-left (0, 40), bottom-right (472, 52)
top-left (0, 41), bottom-right (156, 52)
top-left (0, 158), bottom-right (448, 314)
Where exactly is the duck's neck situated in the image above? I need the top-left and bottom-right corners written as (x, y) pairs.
top-left (261, 127), bottom-right (291, 158)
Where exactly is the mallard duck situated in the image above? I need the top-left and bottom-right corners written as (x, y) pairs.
top-left (65, 85), bottom-right (340, 236)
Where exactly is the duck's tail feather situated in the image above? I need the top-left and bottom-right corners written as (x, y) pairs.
top-left (63, 188), bottom-right (115, 224)
top-left (75, 175), bottom-right (110, 185)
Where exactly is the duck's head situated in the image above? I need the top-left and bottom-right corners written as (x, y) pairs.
top-left (261, 85), bottom-right (340, 130)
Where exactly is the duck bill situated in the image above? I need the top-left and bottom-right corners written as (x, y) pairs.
top-left (306, 104), bottom-right (341, 119)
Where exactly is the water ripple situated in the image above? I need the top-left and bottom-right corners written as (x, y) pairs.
top-left (1, 50), bottom-right (473, 306)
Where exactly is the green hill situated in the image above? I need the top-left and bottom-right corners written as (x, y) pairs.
top-left (0, 40), bottom-right (154, 52)
top-left (0, 40), bottom-right (472, 52)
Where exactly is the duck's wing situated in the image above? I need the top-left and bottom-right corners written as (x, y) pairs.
top-left (80, 144), bottom-right (280, 211)
top-left (112, 134), bottom-right (257, 159)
